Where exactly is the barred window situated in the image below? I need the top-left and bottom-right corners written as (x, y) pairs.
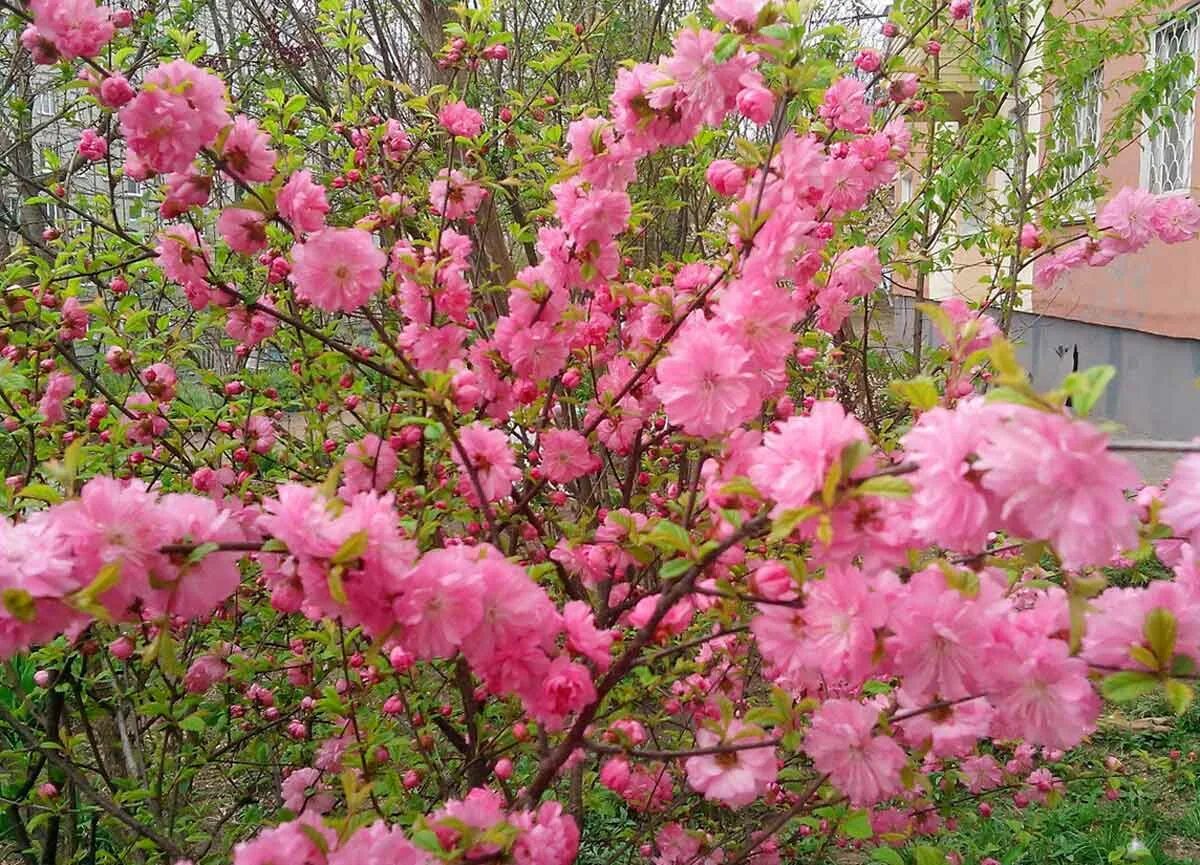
top-left (1146, 11), bottom-right (1198, 193)
top-left (1053, 68), bottom-right (1103, 197)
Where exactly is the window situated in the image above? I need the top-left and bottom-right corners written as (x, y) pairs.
top-left (1053, 68), bottom-right (1103, 197)
top-left (1145, 11), bottom-right (1198, 193)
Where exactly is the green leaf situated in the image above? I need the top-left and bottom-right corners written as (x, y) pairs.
top-left (17, 484), bottom-right (63, 505)
top-left (888, 376), bottom-right (939, 411)
top-left (179, 713), bottom-right (207, 733)
top-left (185, 542), bottom-right (220, 566)
top-left (659, 558), bottom-right (692, 580)
top-left (647, 521), bottom-right (692, 555)
top-left (1100, 670), bottom-right (1159, 703)
top-left (869, 849), bottom-right (905, 865)
top-left (331, 531), bottom-right (368, 565)
top-left (1170, 652), bottom-right (1197, 677)
top-left (1164, 678), bottom-right (1195, 715)
top-left (842, 809), bottom-right (872, 839)
top-left (1144, 607), bottom-right (1177, 667)
top-left (328, 566), bottom-right (348, 606)
top-left (855, 476), bottom-right (913, 499)
top-left (713, 33), bottom-right (741, 63)
top-left (912, 845), bottom-right (944, 865)
top-left (1062, 364), bottom-right (1115, 417)
top-left (768, 506), bottom-right (818, 543)
top-left (2, 588), bottom-right (36, 623)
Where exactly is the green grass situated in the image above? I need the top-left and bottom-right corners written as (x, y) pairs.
top-left (937, 697), bottom-right (1200, 865)
top-left (576, 697), bottom-right (1200, 865)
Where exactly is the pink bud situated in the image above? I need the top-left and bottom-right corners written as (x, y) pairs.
top-left (38, 783), bottom-right (58, 798)
top-left (33, 669), bottom-right (52, 688)
top-left (494, 757), bottom-right (514, 780)
top-left (389, 645), bottom-right (414, 672)
top-left (109, 635), bottom-right (135, 659)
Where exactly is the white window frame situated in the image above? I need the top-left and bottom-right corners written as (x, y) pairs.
top-left (1052, 67), bottom-right (1104, 209)
top-left (1143, 8), bottom-right (1199, 194)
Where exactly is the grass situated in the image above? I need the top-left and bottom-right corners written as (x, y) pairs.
top-left (936, 696), bottom-right (1200, 865)
top-left (575, 696), bottom-right (1200, 865)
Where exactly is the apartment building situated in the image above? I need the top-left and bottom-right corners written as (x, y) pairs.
top-left (891, 0), bottom-right (1200, 442)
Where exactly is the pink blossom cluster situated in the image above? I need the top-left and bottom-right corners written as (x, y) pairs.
top-left (1035, 188), bottom-right (1200, 287)
top-left (232, 787), bottom-right (577, 865)
top-left (0, 477), bottom-right (248, 656)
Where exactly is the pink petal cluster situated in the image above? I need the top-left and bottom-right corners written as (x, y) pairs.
top-left (290, 227), bottom-right (386, 312)
top-left (119, 60), bottom-right (231, 175)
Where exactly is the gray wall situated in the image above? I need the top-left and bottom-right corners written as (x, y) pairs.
top-left (889, 296), bottom-right (1200, 478)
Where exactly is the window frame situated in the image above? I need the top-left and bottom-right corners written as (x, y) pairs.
top-left (1142, 7), bottom-right (1199, 194)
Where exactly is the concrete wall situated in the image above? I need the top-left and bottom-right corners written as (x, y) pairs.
top-left (891, 295), bottom-right (1200, 445)
top-left (1010, 310), bottom-right (1200, 440)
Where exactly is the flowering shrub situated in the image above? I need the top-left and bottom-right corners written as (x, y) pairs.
top-left (3, 0), bottom-right (1200, 863)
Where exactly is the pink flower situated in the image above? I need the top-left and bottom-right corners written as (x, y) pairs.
top-left (530, 655), bottom-right (596, 730)
top-left (340, 434), bottom-right (398, 497)
top-left (160, 169), bottom-right (212, 218)
top-left (99, 74), bottom-right (134, 108)
top-left (539, 429), bottom-right (599, 484)
top-left (438, 101), bottom-right (484, 138)
top-left (820, 78), bottom-right (871, 132)
top-left (706, 159), bottom-right (747, 196)
top-left (1098, 187), bottom-right (1158, 250)
top-left (804, 699), bottom-right (907, 806)
top-left (1150, 194), bottom-right (1200, 243)
top-left (119, 60), bottom-right (230, 175)
top-left (280, 767), bottom-right (334, 815)
top-left (736, 82), bottom-right (775, 125)
top-left (885, 568), bottom-right (995, 700)
top-left (392, 547), bottom-right (485, 659)
top-left (889, 73), bottom-right (919, 102)
top-left (749, 400), bottom-right (869, 513)
top-left (156, 225), bottom-right (211, 285)
top-left (278, 171), bottom-right (329, 234)
top-left (184, 654), bottom-right (229, 693)
top-left (896, 692), bottom-right (992, 757)
top-left (684, 720), bottom-right (777, 809)
top-left (38, 371), bottom-right (74, 424)
top-left (796, 565), bottom-right (887, 687)
top-left (563, 600), bottom-right (614, 670)
top-left (220, 115), bottom-right (277, 184)
top-left (28, 0), bottom-right (114, 60)
top-left (330, 822), bottom-right (431, 865)
top-left (217, 207), bottom-right (268, 255)
top-left (0, 513), bottom-right (76, 599)
top-left (611, 63), bottom-right (700, 153)
top-left (153, 493), bottom-right (245, 618)
top-left (58, 296), bottom-right (88, 341)
top-left (290, 228), bottom-right (386, 312)
top-left (710, 0), bottom-right (768, 31)
top-left (232, 812), bottom-right (335, 865)
top-left (21, 25), bottom-right (59, 65)
top-left (428, 169), bottom-right (487, 220)
top-left (975, 407), bottom-right (1139, 569)
top-left (452, 423), bottom-right (521, 502)
top-left (902, 399), bottom-right (998, 552)
top-left (989, 638), bottom-right (1100, 749)
top-left (1163, 453), bottom-right (1200, 546)
top-left (77, 128), bottom-right (107, 161)
top-left (664, 29), bottom-right (751, 126)
top-left (653, 317), bottom-right (758, 438)
top-left (854, 50), bottom-right (881, 73)
top-left (960, 754), bottom-right (1002, 792)
top-left (950, 0), bottom-right (972, 19)
top-left (226, 298), bottom-right (278, 346)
